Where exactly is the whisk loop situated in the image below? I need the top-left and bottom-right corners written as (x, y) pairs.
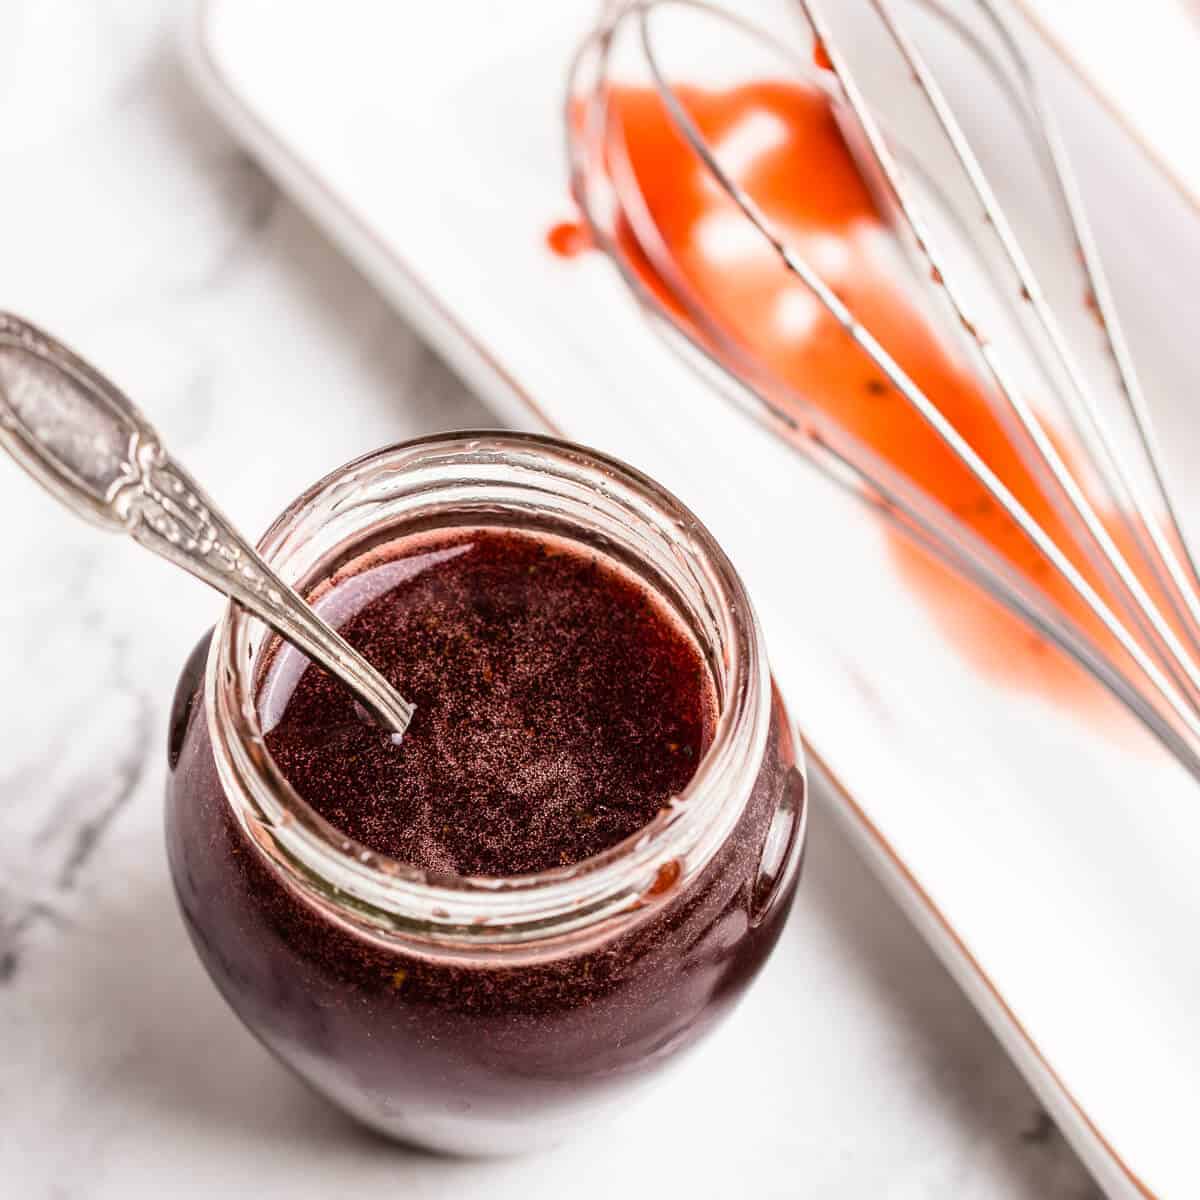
top-left (567, 0), bottom-right (1200, 778)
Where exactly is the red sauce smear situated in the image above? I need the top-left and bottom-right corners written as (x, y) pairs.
top-left (558, 79), bottom-right (1174, 709)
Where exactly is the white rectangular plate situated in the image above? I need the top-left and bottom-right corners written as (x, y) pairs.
top-left (1010, 0), bottom-right (1200, 210)
top-left (187, 3), bottom-right (1200, 1196)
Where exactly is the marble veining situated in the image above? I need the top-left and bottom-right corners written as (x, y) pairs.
top-left (0, 2), bottom-right (1101, 1197)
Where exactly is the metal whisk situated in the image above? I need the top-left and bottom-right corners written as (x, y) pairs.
top-left (566, 0), bottom-right (1200, 779)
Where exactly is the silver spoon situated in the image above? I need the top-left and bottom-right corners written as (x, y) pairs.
top-left (0, 312), bottom-right (415, 738)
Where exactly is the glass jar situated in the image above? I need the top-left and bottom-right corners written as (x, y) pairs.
top-left (165, 431), bottom-right (806, 1156)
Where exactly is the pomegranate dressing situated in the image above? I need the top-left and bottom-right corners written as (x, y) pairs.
top-left (165, 433), bottom-right (805, 1156)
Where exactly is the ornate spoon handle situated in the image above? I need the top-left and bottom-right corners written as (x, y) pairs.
top-left (0, 312), bottom-right (414, 737)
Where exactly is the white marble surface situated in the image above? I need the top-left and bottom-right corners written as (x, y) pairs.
top-left (0, 4), bottom-right (1100, 1197)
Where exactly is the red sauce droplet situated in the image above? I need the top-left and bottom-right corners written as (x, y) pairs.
top-left (646, 859), bottom-right (682, 898)
top-left (547, 219), bottom-right (591, 259)
top-left (812, 37), bottom-right (834, 72)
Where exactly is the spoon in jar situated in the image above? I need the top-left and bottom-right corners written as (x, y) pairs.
top-left (0, 312), bottom-right (415, 739)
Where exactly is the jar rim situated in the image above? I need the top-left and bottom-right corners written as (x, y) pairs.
top-left (205, 430), bottom-right (773, 957)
